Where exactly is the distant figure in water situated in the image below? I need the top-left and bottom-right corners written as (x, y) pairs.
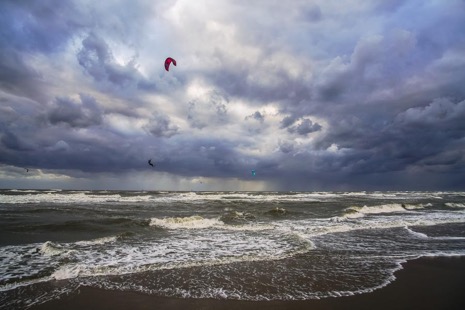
top-left (25, 168), bottom-right (29, 172)
top-left (251, 170), bottom-right (256, 176)
top-left (148, 159), bottom-right (154, 167)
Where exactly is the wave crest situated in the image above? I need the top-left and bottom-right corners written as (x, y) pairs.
top-left (265, 207), bottom-right (288, 216)
top-left (150, 216), bottom-right (224, 229)
top-left (332, 203), bottom-right (426, 222)
top-left (445, 203), bottom-right (465, 208)
top-left (40, 241), bottom-right (67, 256)
top-left (220, 211), bottom-right (256, 224)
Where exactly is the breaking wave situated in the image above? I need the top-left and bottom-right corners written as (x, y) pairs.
top-left (150, 216), bottom-right (224, 229)
top-left (445, 203), bottom-right (465, 208)
top-left (332, 203), bottom-right (428, 221)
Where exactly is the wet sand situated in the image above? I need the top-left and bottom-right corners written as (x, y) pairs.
top-left (31, 256), bottom-right (465, 310)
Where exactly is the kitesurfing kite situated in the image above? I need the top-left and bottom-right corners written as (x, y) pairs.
top-left (164, 57), bottom-right (176, 71)
top-left (148, 159), bottom-right (154, 167)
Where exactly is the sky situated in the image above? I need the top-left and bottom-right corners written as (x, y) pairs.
top-left (1, 0), bottom-right (465, 191)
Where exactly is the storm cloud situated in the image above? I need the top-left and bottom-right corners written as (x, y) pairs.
top-left (47, 94), bottom-right (103, 128)
top-left (1, 0), bottom-right (465, 190)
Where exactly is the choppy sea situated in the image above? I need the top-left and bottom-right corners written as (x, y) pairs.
top-left (1, 190), bottom-right (465, 308)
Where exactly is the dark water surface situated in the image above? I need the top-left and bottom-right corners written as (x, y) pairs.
top-left (1, 190), bottom-right (465, 308)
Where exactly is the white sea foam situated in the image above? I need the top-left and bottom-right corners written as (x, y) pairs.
top-left (75, 236), bottom-right (119, 246)
top-left (0, 243), bottom-right (62, 293)
top-left (445, 203), bottom-right (465, 208)
top-left (150, 216), bottom-right (224, 229)
top-left (1, 190), bottom-right (463, 206)
top-left (0, 191), bottom-right (155, 204)
top-left (150, 215), bottom-right (276, 232)
top-left (222, 223), bottom-right (275, 232)
top-left (403, 203), bottom-right (431, 210)
top-left (404, 227), bottom-right (429, 239)
top-left (405, 227), bottom-right (465, 241)
top-left (348, 203), bottom-right (413, 214)
top-left (280, 207), bottom-right (465, 241)
top-left (46, 230), bottom-right (314, 281)
top-left (331, 203), bottom-right (416, 222)
top-left (52, 265), bottom-right (84, 280)
top-left (40, 241), bottom-right (67, 256)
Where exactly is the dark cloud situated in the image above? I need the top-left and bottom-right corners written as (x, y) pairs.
top-left (309, 98), bottom-right (465, 180)
top-left (162, 139), bottom-right (249, 178)
top-left (301, 5), bottom-right (323, 23)
top-left (0, 49), bottom-right (45, 101)
top-left (0, 0), bottom-right (86, 53)
top-left (1, 130), bottom-right (31, 152)
top-left (144, 113), bottom-right (179, 138)
top-left (278, 140), bottom-right (295, 154)
top-left (206, 65), bottom-right (311, 105)
top-left (395, 98), bottom-right (465, 128)
top-left (280, 115), bottom-right (297, 129)
top-left (282, 117), bottom-right (322, 136)
top-left (288, 118), bottom-right (322, 136)
top-left (374, 0), bottom-right (408, 13)
top-left (187, 91), bottom-right (229, 129)
top-left (47, 94), bottom-right (103, 128)
top-left (77, 33), bottom-right (152, 91)
top-left (245, 111), bottom-right (265, 123)
top-left (1, 1), bottom-right (465, 190)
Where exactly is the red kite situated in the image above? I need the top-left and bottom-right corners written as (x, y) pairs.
top-left (164, 57), bottom-right (176, 71)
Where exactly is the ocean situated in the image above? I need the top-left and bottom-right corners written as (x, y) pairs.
top-left (1, 190), bottom-right (465, 308)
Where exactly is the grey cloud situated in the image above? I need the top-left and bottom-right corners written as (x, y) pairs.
top-left (77, 34), bottom-right (113, 81)
top-left (187, 91), bottom-right (229, 129)
top-left (77, 33), bottom-right (154, 91)
top-left (47, 94), bottom-right (103, 128)
top-left (280, 115), bottom-right (297, 129)
top-left (187, 102), bottom-right (206, 129)
top-left (285, 118), bottom-right (322, 136)
top-left (167, 139), bottom-right (248, 178)
top-left (0, 0), bottom-right (86, 53)
top-left (396, 98), bottom-right (465, 128)
top-left (0, 127), bottom-right (152, 174)
top-left (245, 111), bottom-right (265, 123)
top-left (301, 5), bottom-right (323, 23)
top-left (312, 26), bottom-right (440, 107)
top-left (144, 114), bottom-right (179, 138)
top-left (290, 119), bottom-right (322, 136)
top-left (47, 140), bottom-right (71, 152)
top-left (312, 98), bottom-right (465, 178)
top-left (1, 130), bottom-right (31, 152)
top-left (278, 140), bottom-right (295, 154)
top-left (207, 66), bottom-right (311, 106)
top-left (374, 0), bottom-right (408, 13)
top-left (417, 149), bottom-right (464, 172)
top-left (0, 49), bottom-right (46, 101)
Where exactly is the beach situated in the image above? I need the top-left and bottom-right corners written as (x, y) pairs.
top-left (31, 256), bottom-right (465, 310)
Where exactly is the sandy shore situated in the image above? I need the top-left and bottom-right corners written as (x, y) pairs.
top-left (31, 256), bottom-right (465, 310)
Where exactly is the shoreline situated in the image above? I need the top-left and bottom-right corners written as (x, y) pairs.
top-left (31, 256), bottom-right (465, 310)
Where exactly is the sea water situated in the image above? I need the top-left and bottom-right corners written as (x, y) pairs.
top-left (1, 190), bottom-right (465, 308)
